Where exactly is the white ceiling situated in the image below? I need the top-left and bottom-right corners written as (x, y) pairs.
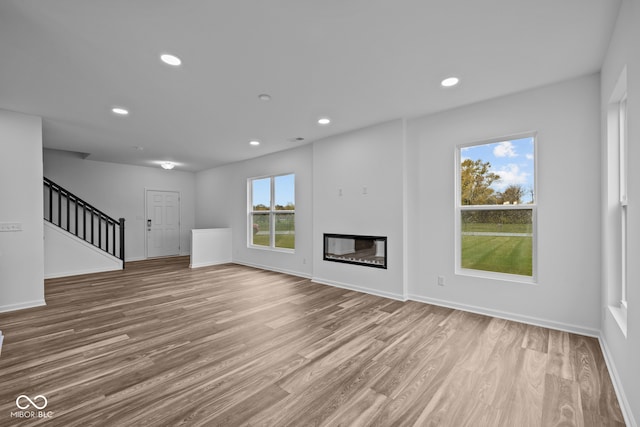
top-left (0, 0), bottom-right (620, 172)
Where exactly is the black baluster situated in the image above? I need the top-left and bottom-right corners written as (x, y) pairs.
top-left (91, 208), bottom-right (94, 244)
top-left (57, 186), bottom-right (61, 227)
top-left (119, 218), bottom-right (125, 268)
top-left (48, 182), bottom-right (52, 222)
top-left (66, 193), bottom-right (70, 231)
top-left (75, 198), bottom-right (78, 236)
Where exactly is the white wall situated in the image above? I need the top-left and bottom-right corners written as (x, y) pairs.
top-left (195, 144), bottom-right (313, 277)
top-left (190, 228), bottom-right (232, 268)
top-left (43, 149), bottom-right (196, 261)
top-left (407, 75), bottom-right (602, 335)
top-left (312, 119), bottom-right (406, 299)
top-left (0, 109), bottom-right (44, 312)
top-left (44, 222), bottom-right (122, 278)
top-left (600, 0), bottom-right (640, 425)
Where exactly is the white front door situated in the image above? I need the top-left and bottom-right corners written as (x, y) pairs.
top-left (146, 190), bottom-right (180, 258)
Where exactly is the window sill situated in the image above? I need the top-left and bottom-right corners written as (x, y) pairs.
top-left (456, 267), bottom-right (537, 285)
top-left (608, 305), bottom-right (628, 338)
top-left (248, 245), bottom-right (295, 254)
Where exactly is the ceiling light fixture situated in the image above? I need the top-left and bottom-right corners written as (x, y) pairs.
top-left (160, 162), bottom-right (175, 170)
top-left (160, 54), bottom-right (182, 66)
top-left (249, 140), bottom-right (260, 146)
top-left (441, 77), bottom-right (460, 87)
top-left (317, 117), bottom-right (331, 125)
top-left (258, 94), bottom-right (271, 101)
top-left (112, 107), bottom-right (129, 115)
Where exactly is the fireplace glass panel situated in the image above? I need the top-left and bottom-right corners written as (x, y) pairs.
top-left (323, 234), bottom-right (387, 269)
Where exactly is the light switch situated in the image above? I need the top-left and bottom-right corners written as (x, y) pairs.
top-left (0, 222), bottom-right (22, 232)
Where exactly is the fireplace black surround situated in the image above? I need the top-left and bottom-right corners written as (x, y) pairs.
top-left (323, 234), bottom-right (387, 269)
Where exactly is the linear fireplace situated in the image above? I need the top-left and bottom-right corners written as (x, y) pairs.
top-left (323, 234), bottom-right (387, 269)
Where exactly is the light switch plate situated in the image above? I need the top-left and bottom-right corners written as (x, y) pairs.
top-left (0, 222), bottom-right (22, 232)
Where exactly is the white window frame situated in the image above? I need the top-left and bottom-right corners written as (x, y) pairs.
top-left (619, 94), bottom-right (628, 311)
top-left (455, 132), bottom-right (538, 284)
top-left (247, 173), bottom-right (295, 252)
top-left (606, 67), bottom-right (628, 336)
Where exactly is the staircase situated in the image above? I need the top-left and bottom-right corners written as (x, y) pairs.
top-left (43, 177), bottom-right (125, 268)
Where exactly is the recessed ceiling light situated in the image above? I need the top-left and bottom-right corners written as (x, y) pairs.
top-left (317, 117), bottom-right (331, 125)
top-left (112, 107), bottom-right (129, 115)
top-left (441, 77), bottom-right (460, 87)
top-left (249, 140), bottom-right (260, 146)
top-left (258, 94), bottom-right (272, 101)
top-left (160, 54), bottom-right (182, 66)
top-left (160, 162), bottom-right (175, 170)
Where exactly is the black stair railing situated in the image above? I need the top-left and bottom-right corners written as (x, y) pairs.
top-left (43, 177), bottom-right (125, 267)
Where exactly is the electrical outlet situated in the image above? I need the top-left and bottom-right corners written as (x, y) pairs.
top-left (437, 275), bottom-right (445, 286)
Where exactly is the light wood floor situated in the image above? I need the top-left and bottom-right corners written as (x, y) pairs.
top-left (0, 257), bottom-right (625, 426)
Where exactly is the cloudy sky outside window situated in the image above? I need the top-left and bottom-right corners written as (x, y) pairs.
top-left (461, 137), bottom-right (535, 203)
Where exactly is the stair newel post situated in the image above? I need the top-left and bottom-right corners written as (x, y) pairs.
top-left (119, 217), bottom-right (125, 269)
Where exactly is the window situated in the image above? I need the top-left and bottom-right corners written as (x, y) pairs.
top-left (248, 174), bottom-right (295, 250)
top-left (606, 68), bottom-right (628, 335)
top-left (619, 94), bottom-right (628, 310)
top-left (456, 135), bottom-right (536, 280)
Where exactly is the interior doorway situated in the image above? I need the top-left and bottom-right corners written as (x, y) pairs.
top-left (146, 190), bottom-right (180, 258)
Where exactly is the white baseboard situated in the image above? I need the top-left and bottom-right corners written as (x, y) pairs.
top-left (190, 259), bottom-right (232, 269)
top-left (598, 335), bottom-right (638, 427)
top-left (408, 294), bottom-right (600, 337)
top-left (312, 276), bottom-right (406, 301)
top-left (233, 260), bottom-right (311, 279)
top-left (44, 264), bottom-right (122, 279)
top-left (0, 299), bottom-right (46, 314)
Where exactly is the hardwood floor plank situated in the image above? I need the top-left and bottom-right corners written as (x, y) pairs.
top-left (547, 329), bottom-right (575, 381)
top-left (411, 368), bottom-right (483, 427)
top-left (499, 348), bottom-right (548, 427)
top-left (473, 320), bottom-right (528, 409)
top-left (542, 373), bottom-right (584, 427)
top-left (196, 383), bottom-right (289, 427)
top-left (0, 258), bottom-right (625, 426)
top-left (318, 387), bottom-right (388, 427)
top-left (522, 324), bottom-right (550, 353)
top-left (571, 335), bottom-right (625, 424)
